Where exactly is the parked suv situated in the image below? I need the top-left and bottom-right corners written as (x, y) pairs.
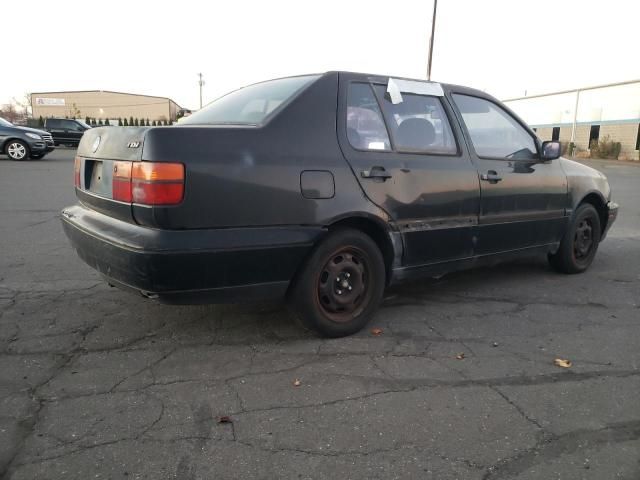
top-left (0, 117), bottom-right (54, 160)
top-left (61, 72), bottom-right (618, 337)
top-left (44, 118), bottom-right (91, 147)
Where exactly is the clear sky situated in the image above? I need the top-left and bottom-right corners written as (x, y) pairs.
top-left (2, 0), bottom-right (638, 110)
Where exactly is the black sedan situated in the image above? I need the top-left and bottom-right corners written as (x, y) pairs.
top-left (0, 117), bottom-right (55, 160)
top-left (61, 72), bottom-right (618, 337)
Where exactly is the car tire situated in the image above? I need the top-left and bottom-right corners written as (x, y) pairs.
top-left (549, 203), bottom-right (601, 274)
top-left (288, 228), bottom-right (386, 337)
top-left (6, 140), bottom-right (30, 161)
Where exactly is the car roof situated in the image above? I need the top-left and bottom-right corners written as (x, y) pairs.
top-left (329, 71), bottom-right (497, 102)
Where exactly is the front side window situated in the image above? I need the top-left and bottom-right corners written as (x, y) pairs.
top-left (453, 94), bottom-right (537, 159)
top-left (373, 85), bottom-right (457, 155)
top-left (0, 117), bottom-right (13, 127)
top-left (346, 83), bottom-right (390, 151)
top-left (181, 74), bottom-right (320, 125)
top-left (64, 121), bottom-right (82, 130)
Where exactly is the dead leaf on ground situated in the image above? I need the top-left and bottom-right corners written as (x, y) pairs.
top-left (371, 328), bottom-right (383, 336)
top-left (554, 358), bottom-right (572, 368)
top-left (455, 353), bottom-right (466, 360)
top-left (217, 416), bottom-right (232, 424)
top-left (293, 378), bottom-right (301, 387)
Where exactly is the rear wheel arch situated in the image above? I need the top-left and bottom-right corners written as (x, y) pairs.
top-left (327, 216), bottom-right (395, 285)
top-left (287, 215), bottom-right (395, 302)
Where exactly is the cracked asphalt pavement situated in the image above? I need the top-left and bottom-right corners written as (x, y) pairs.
top-left (1, 149), bottom-right (639, 479)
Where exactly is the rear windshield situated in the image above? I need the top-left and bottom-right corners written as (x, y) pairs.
top-left (180, 75), bottom-right (320, 125)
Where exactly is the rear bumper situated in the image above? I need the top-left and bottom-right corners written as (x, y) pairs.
top-left (602, 201), bottom-right (618, 240)
top-left (61, 204), bottom-right (325, 304)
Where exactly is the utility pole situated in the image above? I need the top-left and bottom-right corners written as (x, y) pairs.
top-left (427, 0), bottom-right (438, 81)
top-left (198, 73), bottom-right (205, 109)
top-left (570, 89), bottom-right (581, 149)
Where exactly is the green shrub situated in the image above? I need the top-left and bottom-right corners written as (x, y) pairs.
top-left (152, 120), bottom-right (157, 126)
top-left (85, 116), bottom-right (91, 125)
top-left (591, 135), bottom-right (622, 159)
top-left (118, 118), bottom-right (123, 126)
top-left (38, 116), bottom-right (44, 127)
top-left (123, 118), bottom-right (129, 126)
top-left (105, 119), bottom-right (111, 126)
top-left (129, 116), bottom-right (134, 127)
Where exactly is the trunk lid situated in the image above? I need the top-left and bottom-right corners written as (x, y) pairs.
top-left (75, 127), bottom-right (148, 222)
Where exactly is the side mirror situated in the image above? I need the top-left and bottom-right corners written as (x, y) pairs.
top-left (541, 141), bottom-right (561, 161)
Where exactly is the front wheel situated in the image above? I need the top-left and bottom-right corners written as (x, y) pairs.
top-left (549, 203), bottom-right (601, 274)
top-left (288, 228), bottom-right (386, 337)
top-left (6, 140), bottom-right (29, 161)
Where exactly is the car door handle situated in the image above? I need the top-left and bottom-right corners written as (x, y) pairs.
top-left (361, 167), bottom-right (392, 180)
top-left (481, 171), bottom-right (502, 183)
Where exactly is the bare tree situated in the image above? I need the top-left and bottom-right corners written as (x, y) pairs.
top-left (67, 103), bottom-right (81, 119)
top-left (0, 104), bottom-right (21, 123)
top-left (12, 93), bottom-right (32, 118)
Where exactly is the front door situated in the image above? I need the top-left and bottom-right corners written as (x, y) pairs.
top-left (337, 74), bottom-right (480, 267)
top-left (450, 93), bottom-right (568, 255)
top-left (62, 120), bottom-right (84, 144)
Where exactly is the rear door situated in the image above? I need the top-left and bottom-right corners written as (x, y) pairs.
top-left (337, 73), bottom-right (480, 267)
top-left (450, 93), bottom-right (568, 254)
top-left (46, 119), bottom-right (65, 142)
top-left (62, 120), bottom-right (85, 144)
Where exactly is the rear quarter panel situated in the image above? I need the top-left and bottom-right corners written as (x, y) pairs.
top-left (140, 72), bottom-right (387, 229)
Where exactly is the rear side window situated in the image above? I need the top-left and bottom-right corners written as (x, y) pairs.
top-left (346, 83), bottom-right (390, 151)
top-left (453, 94), bottom-right (537, 159)
top-left (47, 119), bottom-right (60, 128)
top-left (181, 75), bottom-right (320, 125)
top-left (372, 85), bottom-right (457, 155)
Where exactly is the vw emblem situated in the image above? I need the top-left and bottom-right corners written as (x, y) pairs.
top-left (92, 136), bottom-right (101, 153)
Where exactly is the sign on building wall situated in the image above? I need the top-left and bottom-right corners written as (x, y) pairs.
top-left (34, 98), bottom-right (66, 106)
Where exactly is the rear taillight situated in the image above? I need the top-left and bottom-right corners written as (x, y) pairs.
top-left (112, 161), bottom-right (133, 202)
top-left (74, 156), bottom-right (81, 187)
top-left (111, 162), bottom-right (184, 206)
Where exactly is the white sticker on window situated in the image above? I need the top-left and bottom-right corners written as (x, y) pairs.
top-left (368, 141), bottom-right (386, 150)
top-left (388, 78), bottom-right (444, 97)
top-left (386, 79), bottom-right (403, 104)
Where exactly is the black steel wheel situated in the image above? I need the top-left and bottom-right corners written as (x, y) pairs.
top-left (549, 203), bottom-right (601, 274)
top-left (289, 228), bottom-right (385, 337)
